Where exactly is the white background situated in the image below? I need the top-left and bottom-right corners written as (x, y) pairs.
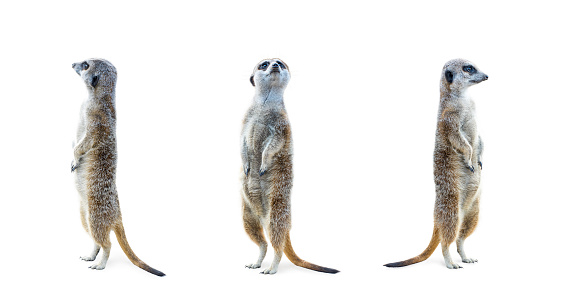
top-left (0, 0), bottom-right (560, 304)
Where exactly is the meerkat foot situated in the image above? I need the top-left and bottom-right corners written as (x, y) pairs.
top-left (88, 263), bottom-right (106, 270)
top-left (245, 263), bottom-right (261, 269)
top-left (260, 268), bottom-right (277, 275)
top-left (80, 256), bottom-right (96, 261)
top-left (462, 258), bottom-right (478, 263)
top-left (446, 262), bottom-right (463, 269)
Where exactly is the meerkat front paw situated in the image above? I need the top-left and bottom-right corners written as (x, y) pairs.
top-left (259, 165), bottom-right (267, 176)
top-left (245, 263), bottom-right (261, 269)
top-left (462, 258), bottom-right (478, 263)
top-left (260, 268), bottom-right (277, 275)
top-left (71, 160), bottom-right (79, 172)
top-left (244, 163), bottom-right (250, 176)
top-left (464, 157), bottom-right (474, 173)
top-left (80, 255), bottom-right (96, 261)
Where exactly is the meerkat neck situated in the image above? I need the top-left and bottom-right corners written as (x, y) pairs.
top-left (442, 84), bottom-right (469, 100)
top-left (88, 86), bottom-right (115, 101)
top-left (254, 86), bottom-right (285, 106)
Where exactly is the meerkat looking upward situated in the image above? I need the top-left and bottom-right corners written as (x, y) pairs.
top-left (71, 58), bottom-right (164, 276)
top-left (240, 58), bottom-right (339, 275)
top-left (385, 58), bottom-right (488, 269)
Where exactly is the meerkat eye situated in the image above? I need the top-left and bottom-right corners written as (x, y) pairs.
top-left (259, 62), bottom-right (269, 70)
top-left (83, 62), bottom-right (89, 70)
top-left (463, 65), bottom-right (475, 74)
top-left (277, 61), bottom-right (286, 69)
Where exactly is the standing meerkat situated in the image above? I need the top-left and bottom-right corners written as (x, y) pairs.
top-left (240, 58), bottom-right (339, 275)
top-left (385, 58), bottom-right (488, 269)
top-left (71, 58), bottom-right (164, 276)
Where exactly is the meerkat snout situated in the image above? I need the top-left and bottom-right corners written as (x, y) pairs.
top-left (72, 61), bottom-right (90, 76)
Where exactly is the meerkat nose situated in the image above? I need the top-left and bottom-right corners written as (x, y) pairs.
top-left (484, 75), bottom-right (488, 80)
top-left (272, 63), bottom-right (279, 68)
top-left (72, 63), bottom-right (76, 68)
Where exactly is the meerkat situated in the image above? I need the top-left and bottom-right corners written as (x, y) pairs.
top-left (71, 58), bottom-right (164, 276)
top-left (240, 58), bottom-right (339, 275)
top-left (384, 58), bottom-right (488, 269)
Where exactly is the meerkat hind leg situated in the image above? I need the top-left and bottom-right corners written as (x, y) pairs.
top-left (442, 244), bottom-right (462, 269)
top-left (243, 204), bottom-right (267, 269)
top-left (88, 226), bottom-right (111, 270)
top-left (80, 243), bottom-right (101, 261)
top-left (457, 197), bottom-right (480, 263)
top-left (89, 244), bottom-right (111, 270)
top-left (438, 209), bottom-right (462, 269)
top-left (261, 248), bottom-right (283, 275)
top-left (261, 209), bottom-right (288, 275)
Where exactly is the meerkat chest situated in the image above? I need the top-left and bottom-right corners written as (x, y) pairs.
top-left (460, 111), bottom-right (478, 144)
top-left (245, 119), bottom-right (273, 153)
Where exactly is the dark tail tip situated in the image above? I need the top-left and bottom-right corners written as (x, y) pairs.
top-left (146, 267), bottom-right (166, 277)
top-left (310, 264), bottom-right (340, 274)
top-left (384, 262), bottom-right (405, 268)
top-left (321, 267), bottom-right (340, 274)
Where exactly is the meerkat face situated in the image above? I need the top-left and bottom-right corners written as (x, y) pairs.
top-left (250, 58), bottom-right (290, 89)
top-left (72, 58), bottom-right (117, 90)
top-left (442, 59), bottom-right (488, 93)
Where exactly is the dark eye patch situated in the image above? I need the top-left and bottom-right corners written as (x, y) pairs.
top-left (259, 61), bottom-right (269, 70)
top-left (91, 75), bottom-right (99, 88)
top-left (463, 65), bottom-right (476, 74)
top-left (445, 70), bottom-right (454, 83)
top-left (276, 61), bottom-right (286, 69)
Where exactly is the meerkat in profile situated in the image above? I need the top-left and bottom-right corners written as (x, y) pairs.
top-left (385, 58), bottom-right (488, 269)
top-left (71, 58), bottom-right (164, 276)
top-left (240, 58), bottom-right (339, 275)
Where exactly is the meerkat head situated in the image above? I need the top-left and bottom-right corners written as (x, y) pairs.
top-left (250, 58), bottom-right (290, 90)
top-left (72, 58), bottom-right (117, 92)
top-left (441, 59), bottom-right (488, 94)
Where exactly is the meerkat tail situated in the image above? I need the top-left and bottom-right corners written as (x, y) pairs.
top-left (384, 226), bottom-right (440, 268)
top-left (283, 234), bottom-right (339, 274)
top-left (113, 221), bottom-right (165, 277)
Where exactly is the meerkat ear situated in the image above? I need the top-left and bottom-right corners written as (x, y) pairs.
top-left (91, 75), bottom-right (99, 88)
top-left (250, 75), bottom-right (255, 87)
top-left (445, 70), bottom-right (454, 83)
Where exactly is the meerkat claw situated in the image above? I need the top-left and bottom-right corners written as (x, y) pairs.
top-left (467, 165), bottom-right (474, 173)
top-left (478, 161), bottom-right (482, 170)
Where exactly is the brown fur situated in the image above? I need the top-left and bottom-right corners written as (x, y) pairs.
top-left (385, 59), bottom-right (487, 269)
top-left (241, 59), bottom-right (338, 274)
top-left (72, 58), bottom-right (164, 276)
